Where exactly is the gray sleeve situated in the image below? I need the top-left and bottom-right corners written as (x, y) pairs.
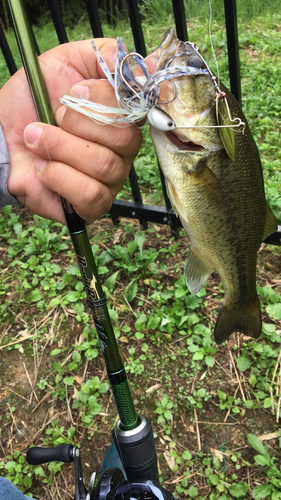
top-left (0, 124), bottom-right (22, 209)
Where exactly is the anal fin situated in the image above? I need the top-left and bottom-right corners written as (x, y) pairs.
top-left (184, 248), bottom-right (213, 295)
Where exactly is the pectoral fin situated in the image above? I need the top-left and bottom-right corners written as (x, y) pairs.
top-left (184, 248), bottom-right (213, 295)
top-left (165, 177), bottom-right (181, 218)
top-left (190, 160), bottom-right (224, 208)
top-left (263, 204), bottom-right (277, 240)
top-left (165, 161), bottom-right (223, 222)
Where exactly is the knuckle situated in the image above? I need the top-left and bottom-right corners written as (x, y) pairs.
top-left (93, 147), bottom-right (125, 184)
top-left (79, 179), bottom-right (112, 216)
top-left (113, 126), bottom-right (142, 155)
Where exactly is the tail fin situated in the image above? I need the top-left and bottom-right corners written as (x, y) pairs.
top-left (214, 295), bottom-right (262, 345)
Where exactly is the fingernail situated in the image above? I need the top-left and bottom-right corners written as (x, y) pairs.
top-left (34, 158), bottom-right (47, 172)
top-left (71, 84), bottom-right (89, 99)
top-left (24, 124), bottom-right (42, 145)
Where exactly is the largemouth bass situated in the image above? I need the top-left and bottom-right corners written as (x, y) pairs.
top-left (145, 29), bottom-right (277, 344)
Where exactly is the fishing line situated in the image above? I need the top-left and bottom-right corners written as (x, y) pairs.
top-left (41, 128), bottom-right (52, 167)
top-left (208, 0), bottom-right (220, 88)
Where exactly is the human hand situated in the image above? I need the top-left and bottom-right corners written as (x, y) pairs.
top-left (0, 39), bottom-right (142, 224)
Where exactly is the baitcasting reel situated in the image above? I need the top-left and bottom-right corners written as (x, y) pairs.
top-left (26, 442), bottom-right (176, 500)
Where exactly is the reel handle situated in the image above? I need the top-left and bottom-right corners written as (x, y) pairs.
top-left (27, 445), bottom-right (88, 500)
top-left (26, 444), bottom-right (74, 465)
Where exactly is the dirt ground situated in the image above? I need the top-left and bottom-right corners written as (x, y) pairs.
top-left (1, 211), bottom-right (280, 499)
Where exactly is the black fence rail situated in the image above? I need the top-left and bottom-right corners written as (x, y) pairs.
top-left (0, 0), bottom-right (280, 245)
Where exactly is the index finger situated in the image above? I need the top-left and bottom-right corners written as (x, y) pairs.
top-left (60, 38), bottom-right (117, 78)
top-left (39, 38), bottom-right (117, 112)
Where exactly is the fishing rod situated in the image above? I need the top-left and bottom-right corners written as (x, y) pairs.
top-left (7, 1), bottom-right (177, 498)
top-left (7, 0), bottom-right (137, 433)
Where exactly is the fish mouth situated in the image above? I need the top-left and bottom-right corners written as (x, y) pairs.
top-left (165, 131), bottom-right (207, 152)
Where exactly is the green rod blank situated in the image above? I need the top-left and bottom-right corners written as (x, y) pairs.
top-left (8, 0), bottom-right (138, 431)
top-left (7, 0), bottom-right (55, 125)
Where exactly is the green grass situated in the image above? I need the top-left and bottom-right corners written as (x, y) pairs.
top-left (139, 0), bottom-right (281, 25)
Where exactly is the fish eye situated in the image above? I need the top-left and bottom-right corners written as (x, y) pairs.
top-left (189, 55), bottom-right (204, 68)
top-left (147, 107), bottom-right (175, 131)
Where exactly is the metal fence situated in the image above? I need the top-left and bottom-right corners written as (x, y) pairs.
top-left (0, 0), bottom-right (280, 245)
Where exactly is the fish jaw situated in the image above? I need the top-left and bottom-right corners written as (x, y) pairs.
top-left (150, 125), bottom-right (206, 155)
top-left (150, 123), bottom-right (222, 156)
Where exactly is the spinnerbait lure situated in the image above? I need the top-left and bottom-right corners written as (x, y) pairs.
top-left (60, 38), bottom-right (209, 129)
top-left (60, 35), bottom-right (245, 139)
